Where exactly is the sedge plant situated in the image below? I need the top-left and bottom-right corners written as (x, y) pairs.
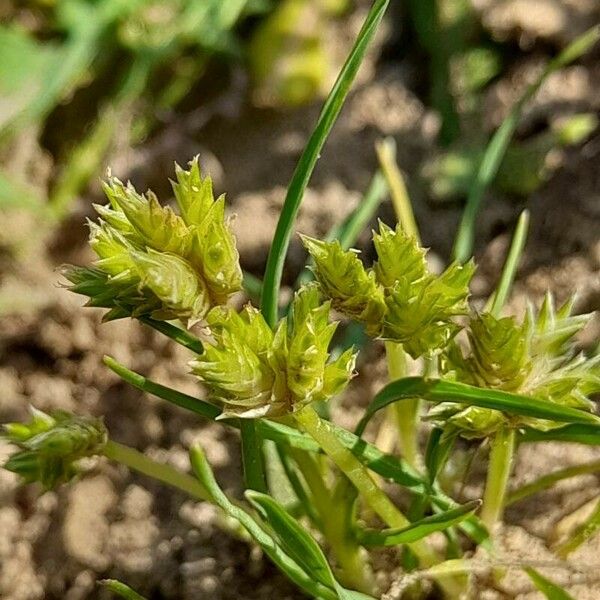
top-left (3, 2), bottom-right (600, 599)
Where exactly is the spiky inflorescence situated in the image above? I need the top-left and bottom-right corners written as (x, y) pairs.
top-left (63, 157), bottom-right (242, 325)
top-left (301, 222), bottom-right (475, 358)
top-left (434, 294), bottom-right (600, 438)
top-left (3, 408), bottom-right (107, 489)
top-left (191, 285), bottom-right (357, 418)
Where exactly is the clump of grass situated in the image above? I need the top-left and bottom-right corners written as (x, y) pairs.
top-left (3, 3), bottom-right (599, 599)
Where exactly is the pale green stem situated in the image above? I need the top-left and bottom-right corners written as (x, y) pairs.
top-left (294, 406), bottom-right (464, 599)
top-left (291, 449), bottom-right (375, 594)
top-left (375, 138), bottom-right (420, 243)
top-left (386, 341), bottom-right (422, 469)
top-left (481, 428), bottom-right (516, 530)
top-left (103, 440), bottom-right (211, 502)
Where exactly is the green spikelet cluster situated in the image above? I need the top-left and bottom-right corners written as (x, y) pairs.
top-left (3, 408), bottom-right (107, 489)
top-left (435, 294), bottom-right (600, 437)
top-left (302, 222), bottom-right (475, 358)
top-left (63, 158), bottom-right (242, 324)
top-left (192, 285), bottom-right (356, 418)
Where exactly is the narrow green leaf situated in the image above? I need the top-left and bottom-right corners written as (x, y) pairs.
top-left (103, 355), bottom-right (220, 420)
top-left (357, 501), bottom-right (480, 546)
top-left (334, 170), bottom-right (388, 250)
top-left (189, 444), bottom-right (338, 600)
top-left (520, 423), bottom-right (600, 445)
top-left (376, 137), bottom-right (420, 241)
top-left (507, 459), bottom-right (600, 506)
top-left (555, 497), bottom-right (600, 558)
top-left (425, 427), bottom-right (456, 484)
top-left (276, 445), bottom-right (322, 525)
top-left (241, 419), bottom-right (268, 492)
top-left (356, 377), bottom-right (600, 436)
top-left (99, 579), bottom-right (147, 600)
top-left (261, 0), bottom-right (390, 327)
top-left (487, 210), bottom-right (530, 316)
top-left (452, 25), bottom-right (600, 263)
top-left (138, 317), bottom-right (204, 354)
top-left (524, 568), bottom-right (575, 600)
top-left (245, 491), bottom-right (336, 588)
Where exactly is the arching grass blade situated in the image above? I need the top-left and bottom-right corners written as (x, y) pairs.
top-left (261, 0), bottom-right (390, 327)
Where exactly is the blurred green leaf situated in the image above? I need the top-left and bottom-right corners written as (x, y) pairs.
top-left (452, 25), bottom-right (600, 262)
top-left (99, 579), bottom-right (147, 600)
top-left (555, 497), bottom-right (600, 558)
top-left (520, 423), bottom-right (600, 445)
top-left (507, 459), bottom-right (600, 506)
top-left (524, 568), bottom-right (575, 600)
top-left (0, 26), bottom-right (61, 130)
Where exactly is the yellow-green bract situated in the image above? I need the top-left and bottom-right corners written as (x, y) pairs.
top-left (434, 294), bottom-right (600, 437)
top-left (192, 285), bottom-right (357, 418)
top-left (302, 222), bottom-right (475, 358)
top-left (64, 157), bottom-right (242, 324)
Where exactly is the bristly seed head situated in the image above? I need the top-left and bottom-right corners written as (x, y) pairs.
top-left (191, 284), bottom-right (357, 418)
top-left (63, 157), bottom-right (242, 326)
top-left (3, 407), bottom-right (108, 489)
top-left (301, 221), bottom-right (475, 358)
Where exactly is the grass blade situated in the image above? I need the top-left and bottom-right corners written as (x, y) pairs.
top-left (486, 209), bottom-right (530, 316)
top-left (425, 427), bottom-right (456, 484)
top-left (376, 138), bottom-right (420, 241)
top-left (507, 459), bottom-right (600, 506)
top-left (241, 419), bottom-right (268, 492)
top-left (524, 568), bottom-right (576, 600)
top-left (357, 500), bottom-right (480, 546)
top-left (334, 170), bottom-right (388, 249)
top-left (138, 317), bottom-right (204, 354)
top-left (356, 377), bottom-right (600, 436)
top-left (520, 423), bottom-right (600, 445)
top-left (99, 580), bottom-right (147, 600)
top-left (554, 497), bottom-right (600, 558)
top-left (103, 355), bottom-right (220, 420)
top-left (245, 490), bottom-right (337, 588)
top-left (452, 26), bottom-right (600, 263)
top-left (103, 440), bottom-right (211, 502)
top-left (190, 444), bottom-right (338, 600)
top-left (260, 0), bottom-right (390, 327)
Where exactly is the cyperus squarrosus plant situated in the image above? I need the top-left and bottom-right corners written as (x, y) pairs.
top-left (4, 2), bottom-right (600, 597)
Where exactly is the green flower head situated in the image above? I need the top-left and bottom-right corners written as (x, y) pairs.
top-left (299, 235), bottom-right (386, 336)
top-left (191, 285), bottom-right (357, 418)
top-left (302, 222), bottom-right (475, 358)
top-left (436, 294), bottom-right (600, 438)
top-left (3, 408), bottom-right (107, 489)
top-left (64, 158), bottom-right (242, 324)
